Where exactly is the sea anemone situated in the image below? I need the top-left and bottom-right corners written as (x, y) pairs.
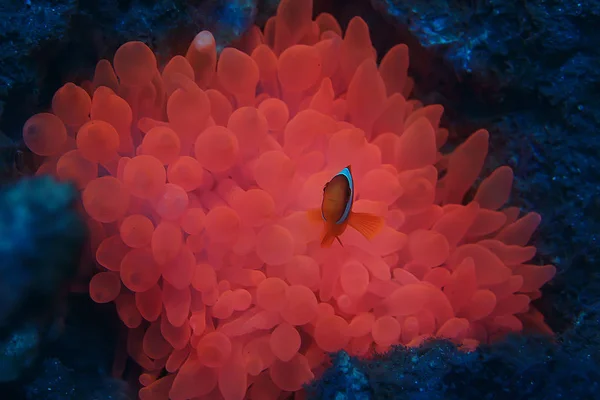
top-left (21, 0), bottom-right (556, 398)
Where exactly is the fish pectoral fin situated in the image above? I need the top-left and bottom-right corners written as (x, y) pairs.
top-left (321, 231), bottom-right (337, 248)
top-left (307, 208), bottom-right (323, 224)
top-left (335, 236), bottom-right (344, 247)
top-left (348, 212), bottom-right (385, 240)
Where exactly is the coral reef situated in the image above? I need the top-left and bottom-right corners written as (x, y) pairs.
top-left (17, 0), bottom-right (558, 398)
top-left (0, 0), bottom-right (597, 399)
top-left (309, 323), bottom-right (600, 400)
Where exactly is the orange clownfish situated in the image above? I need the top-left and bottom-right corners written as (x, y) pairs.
top-left (307, 165), bottom-right (385, 247)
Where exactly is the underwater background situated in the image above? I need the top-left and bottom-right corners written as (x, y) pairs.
top-left (0, 0), bottom-right (598, 399)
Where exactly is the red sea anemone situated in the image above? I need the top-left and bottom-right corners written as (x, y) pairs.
top-left (22, 0), bottom-right (556, 398)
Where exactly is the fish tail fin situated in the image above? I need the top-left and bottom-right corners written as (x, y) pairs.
top-left (348, 212), bottom-right (385, 240)
top-left (321, 231), bottom-right (337, 248)
top-left (307, 208), bottom-right (323, 224)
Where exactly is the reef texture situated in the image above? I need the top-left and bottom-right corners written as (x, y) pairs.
top-left (17, 0), bottom-right (558, 398)
top-left (308, 328), bottom-right (600, 400)
top-left (0, 176), bottom-right (85, 385)
top-left (17, 295), bottom-right (133, 400)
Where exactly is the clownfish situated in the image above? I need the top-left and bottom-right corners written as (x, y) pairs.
top-left (307, 165), bottom-right (385, 247)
